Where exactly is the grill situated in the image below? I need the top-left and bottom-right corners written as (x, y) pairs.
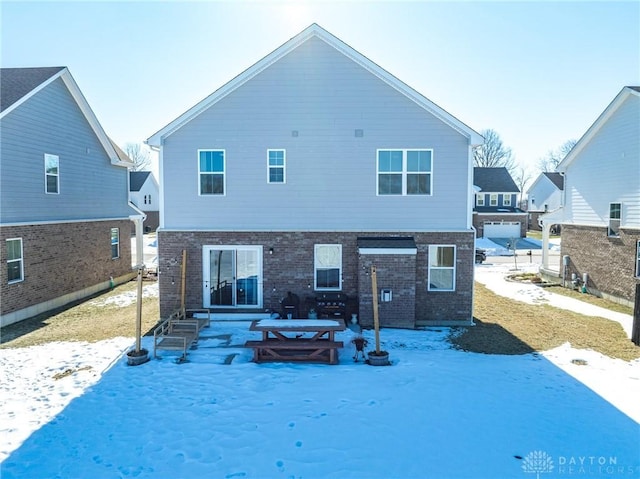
top-left (314, 292), bottom-right (348, 319)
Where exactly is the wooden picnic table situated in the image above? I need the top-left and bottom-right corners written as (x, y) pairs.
top-left (246, 318), bottom-right (346, 364)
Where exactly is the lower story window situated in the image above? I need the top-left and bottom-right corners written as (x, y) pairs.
top-left (111, 228), bottom-right (120, 259)
top-left (6, 238), bottom-right (23, 283)
top-left (315, 244), bottom-right (342, 290)
top-left (428, 245), bottom-right (456, 291)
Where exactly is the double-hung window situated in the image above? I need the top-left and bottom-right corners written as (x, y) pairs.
top-left (503, 194), bottom-right (511, 206)
top-left (111, 228), bottom-right (120, 259)
top-left (476, 194), bottom-right (485, 206)
top-left (199, 150), bottom-right (225, 195)
top-left (428, 245), bottom-right (456, 291)
top-left (377, 149), bottom-right (432, 195)
top-left (314, 244), bottom-right (342, 290)
top-left (490, 194), bottom-right (498, 206)
top-left (45, 154), bottom-right (59, 194)
top-left (267, 149), bottom-right (286, 184)
top-left (608, 203), bottom-right (621, 237)
top-left (6, 238), bottom-right (23, 283)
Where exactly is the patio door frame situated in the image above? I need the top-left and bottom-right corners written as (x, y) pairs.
top-left (202, 245), bottom-right (263, 309)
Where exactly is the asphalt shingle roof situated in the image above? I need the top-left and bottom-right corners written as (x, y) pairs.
top-left (473, 167), bottom-right (519, 192)
top-left (0, 67), bottom-right (65, 112)
top-left (543, 172), bottom-right (564, 190)
top-left (129, 171), bottom-right (151, 192)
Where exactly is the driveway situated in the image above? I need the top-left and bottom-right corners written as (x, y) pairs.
top-left (487, 237), bottom-right (545, 250)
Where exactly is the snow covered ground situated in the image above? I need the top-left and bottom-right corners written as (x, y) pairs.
top-left (1, 260), bottom-right (639, 479)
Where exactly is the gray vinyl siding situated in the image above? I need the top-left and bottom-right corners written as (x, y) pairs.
top-left (0, 78), bottom-right (132, 223)
top-left (162, 37), bottom-right (471, 231)
top-left (563, 94), bottom-right (640, 228)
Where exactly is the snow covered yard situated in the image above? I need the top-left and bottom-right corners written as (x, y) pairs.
top-left (1, 259), bottom-right (639, 478)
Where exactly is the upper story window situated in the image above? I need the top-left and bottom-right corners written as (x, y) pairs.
top-left (110, 228), bottom-right (120, 259)
top-left (608, 203), bottom-right (621, 237)
top-left (476, 194), bottom-right (485, 206)
top-left (489, 194), bottom-right (498, 206)
top-left (44, 154), bottom-right (59, 194)
top-left (267, 149), bottom-right (286, 184)
top-left (503, 194), bottom-right (511, 206)
top-left (199, 150), bottom-right (225, 195)
top-left (377, 149), bottom-right (432, 196)
top-left (6, 238), bottom-right (24, 284)
top-left (314, 244), bottom-right (342, 291)
top-left (428, 245), bottom-right (456, 291)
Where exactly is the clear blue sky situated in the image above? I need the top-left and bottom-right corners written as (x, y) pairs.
top-left (2, 0), bottom-right (639, 178)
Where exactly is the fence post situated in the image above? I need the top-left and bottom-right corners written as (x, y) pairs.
top-left (632, 283), bottom-right (640, 346)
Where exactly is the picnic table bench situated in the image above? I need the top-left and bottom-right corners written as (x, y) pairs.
top-left (245, 319), bottom-right (345, 365)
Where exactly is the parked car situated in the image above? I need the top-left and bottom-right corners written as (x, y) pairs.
top-left (475, 248), bottom-right (486, 264)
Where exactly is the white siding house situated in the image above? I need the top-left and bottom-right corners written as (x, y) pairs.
top-left (147, 24), bottom-right (483, 327)
top-left (541, 86), bottom-right (640, 305)
top-left (526, 172), bottom-right (564, 231)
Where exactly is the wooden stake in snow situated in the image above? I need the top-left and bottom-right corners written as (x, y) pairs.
top-left (135, 266), bottom-right (143, 353)
top-left (180, 249), bottom-right (187, 312)
top-left (371, 265), bottom-right (381, 354)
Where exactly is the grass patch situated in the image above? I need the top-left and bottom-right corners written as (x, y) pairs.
top-left (451, 282), bottom-right (640, 361)
top-left (526, 231), bottom-right (561, 241)
top-left (543, 286), bottom-right (633, 315)
top-left (0, 280), bottom-right (161, 349)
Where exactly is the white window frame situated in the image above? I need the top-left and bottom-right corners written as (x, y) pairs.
top-left (476, 194), bottom-right (485, 206)
top-left (267, 149), bottom-right (286, 184)
top-left (636, 240), bottom-right (640, 278)
top-left (503, 194), bottom-right (511, 206)
top-left (44, 153), bottom-right (59, 194)
top-left (428, 245), bottom-right (456, 292)
top-left (198, 149), bottom-right (226, 196)
top-left (489, 194), bottom-right (498, 206)
top-left (608, 202), bottom-right (621, 237)
top-left (314, 244), bottom-right (342, 291)
top-left (6, 238), bottom-right (24, 284)
top-left (110, 228), bottom-right (120, 259)
top-left (376, 149), bottom-right (433, 196)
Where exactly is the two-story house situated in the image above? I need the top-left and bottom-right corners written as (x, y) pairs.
top-left (0, 67), bottom-right (142, 327)
top-left (540, 86), bottom-right (639, 306)
top-left (129, 171), bottom-right (160, 233)
top-left (473, 167), bottom-right (526, 238)
top-left (526, 172), bottom-right (564, 231)
top-left (146, 24), bottom-right (483, 328)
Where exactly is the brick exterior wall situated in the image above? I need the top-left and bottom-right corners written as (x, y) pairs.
top-left (157, 230), bottom-right (475, 327)
top-left (1, 220), bottom-right (133, 319)
top-left (561, 224), bottom-right (640, 304)
top-left (473, 213), bottom-right (528, 238)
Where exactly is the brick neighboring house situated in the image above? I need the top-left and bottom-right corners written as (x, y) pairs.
top-left (540, 86), bottom-right (640, 306)
top-left (146, 24), bottom-right (483, 328)
top-left (526, 172), bottom-right (564, 231)
top-left (473, 167), bottom-right (526, 238)
top-left (129, 171), bottom-right (160, 233)
top-left (0, 67), bottom-right (142, 327)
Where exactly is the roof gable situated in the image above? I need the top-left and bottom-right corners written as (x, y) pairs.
top-left (0, 67), bottom-right (129, 168)
top-left (473, 167), bottom-right (519, 193)
top-left (147, 23), bottom-right (482, 147)
top-left (543, 172), bottom-right (564, 190)
top-left (129, 171), bottom-right (151, 191)
top-left (558, 86), bottom-right (640, 171)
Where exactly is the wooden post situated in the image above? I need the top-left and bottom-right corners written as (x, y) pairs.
top-left (632, 283), bottom-right (640, 346)
top-left (180, 249), bottom-right (187, 314)
top-left (371, 265), bottom-right (381, 354)
top-left (135, 266), bottom-right (143, 352)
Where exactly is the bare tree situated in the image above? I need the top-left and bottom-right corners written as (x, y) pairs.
top-left (537, 139), bottom-right (577, 172)
top-left (473, 129), bottom-right (516, 174)
top-left (125, 143), bottom-right (152, 171)
top-left (512, 165), bottom-right (533, 209)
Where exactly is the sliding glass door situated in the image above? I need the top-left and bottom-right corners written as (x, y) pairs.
top-left (203, 246), bottom-right (262, 308)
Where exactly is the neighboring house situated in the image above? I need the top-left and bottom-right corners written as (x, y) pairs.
top-left (147, 24), bottom-right (483, 328)
top-left (540, 86), bottom-right (640, 306)
top-left (473, 167), bottom-right (526, 238)
top-left (0, 67), bottom-right (142, 327)
top-left (129, 171), bottom-right (160, 233)
top-left (526, 172), bottom-right (564, 231)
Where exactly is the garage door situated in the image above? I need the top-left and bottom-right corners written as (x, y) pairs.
top-left (483, 221), bottom-right (520, 238)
